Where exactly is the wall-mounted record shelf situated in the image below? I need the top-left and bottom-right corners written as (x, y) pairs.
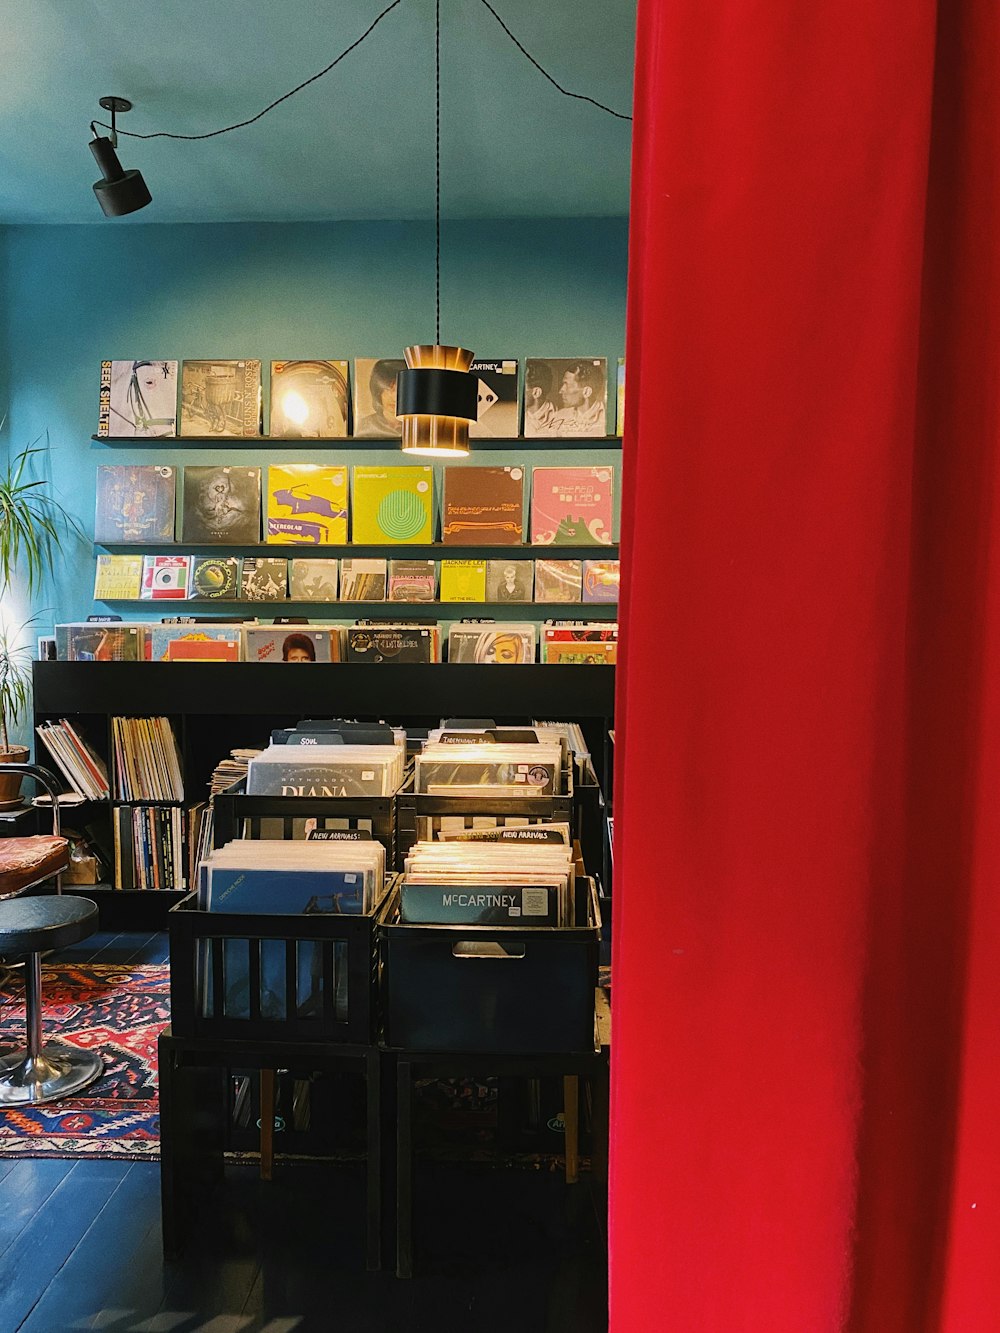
top-left (95, 543), bottom-right (620, 559)
top-left (92, 435), bottom-right (622, 451)
top-left (95, 599), bottom-right (619, 613)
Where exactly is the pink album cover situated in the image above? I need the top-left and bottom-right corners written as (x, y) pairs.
top-left (529, 467), bottom-right (614, 546)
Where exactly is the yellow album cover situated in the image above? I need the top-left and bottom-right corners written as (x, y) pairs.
top-left (266, 464), bottom-right (349, 544)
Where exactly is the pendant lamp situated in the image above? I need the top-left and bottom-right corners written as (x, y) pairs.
top-left (398, 1), bottom-right (479, 457)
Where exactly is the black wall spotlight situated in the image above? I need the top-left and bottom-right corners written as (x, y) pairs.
top-left (89, 96), bottom-right (151, 217)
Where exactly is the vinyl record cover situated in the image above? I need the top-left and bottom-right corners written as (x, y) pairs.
top-left (266, 464), bottom-right (348, 544)
top-left (340, 558), bottom-right (387, 601)
top-left (468, 359), bottom-right (519, 439)
top-left (352, 466), bottom-right (433, 544)
top-left (140, 555), bottom-right (191, 600)
top-left (388, 560), bottom-right (436, 602)
top-left (440, 560), bottom-right (487, 601)
top-left (98, 360), bottom-right (178, 437)
top-left (244, 627), bottom-right (333, 663)
top-left (95, 466), bottom-right (176, 545)
top-left (190, 556), bottom-right (241, 600)
top-left (486, 560), bottom-right (534, 603)
top-left (60, 624), bottom-right (144, 662)
top-left (534, 559), bottom-right (583, 603)
top-left (616, 358), bottom-right (625, 436)
top-left (269, 360), bottom-right (349, 438)
top-left (523, 358), bottom-right (608, 438)
top-left (530, 466), bottom-right (614, 545)
top-left (93, 554), bottom-right (143, 600)
top-left (442, 466), bottom-right (525, 545)
top-left (289, 558), bottom-right (339, 601)
top-left (179, 360), bottom-right (262, 437)
top-left (448, 625), bottom-right (536, 664)
top-left (346, 626), bottom-right (435, 663)
top-left (241, 557), bottom-right (288, 601)
top-left (352, 358), bottom-right (405, 437)
top-left (148, 626), bottom-right (242, 662)
top-left (182, 466), bottom-right (261, 544)
top-left (582, 559), bottom-right (620, 603)
top-left (542, 640), bottom-right (617, 665)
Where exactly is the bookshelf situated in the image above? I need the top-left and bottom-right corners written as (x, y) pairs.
top-left (32, 661), bottom-right (615, 928)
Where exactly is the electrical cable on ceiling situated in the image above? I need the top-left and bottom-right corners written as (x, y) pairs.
top-left (92, 0), bottom-right (633, 143)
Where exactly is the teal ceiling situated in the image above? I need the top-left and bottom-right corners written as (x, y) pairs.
top-left (0, 0), bottom-right (635, 225)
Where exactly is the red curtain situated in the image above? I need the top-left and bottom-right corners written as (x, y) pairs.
top-left (611, 0), bottom-right (1000, 1328)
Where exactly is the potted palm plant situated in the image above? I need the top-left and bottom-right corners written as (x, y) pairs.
top-left (0, 437), bottom-right (77, 807)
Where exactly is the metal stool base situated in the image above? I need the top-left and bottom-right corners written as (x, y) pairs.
top-left (0, 1043), bottom-right (102, 1105)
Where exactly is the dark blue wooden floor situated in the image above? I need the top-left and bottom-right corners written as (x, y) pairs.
top-left (0, 932), bottom-right (608, 1332)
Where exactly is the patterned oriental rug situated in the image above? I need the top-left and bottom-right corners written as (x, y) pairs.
top-left (0, 964), bottom-right (169, 1161)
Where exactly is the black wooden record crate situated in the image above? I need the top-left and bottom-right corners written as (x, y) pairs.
top-left (378, 879), bottom-right (601, 1054)
top-left (167, 883), bottom-right (393, 1045)
top-left (212, 779), bottom-right (400, 867)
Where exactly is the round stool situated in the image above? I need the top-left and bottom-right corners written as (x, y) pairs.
top-left (0, 896), bottom-right (102, 1105)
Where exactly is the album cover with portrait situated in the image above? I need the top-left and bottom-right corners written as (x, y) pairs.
top-left (266, 464), bottom-right (349, 544)
top-left (442, 466), bottom-right (524, 545)
top-left (352, 466), bottom-right (433, 544)
top-left (269, 360), bottom-right (349, 438)
top-left (468, 358), bottom-right (519, 439)
top-left (98, 360), bottom-right (177, 437)
top-left (352, 357), bottom-right (406, 437)
top-left (289, 558), bottom-right (339, 601)
top-left (523, 358), bottom-right (608, 438)
top-left (179, 360), bottom-right (262, 437)
top-left (95, 466), bottom-right (176, 545)
top-left (182, 466), bottom-right (261, 545)
top-left (486, 560), bottom-right (534, 603)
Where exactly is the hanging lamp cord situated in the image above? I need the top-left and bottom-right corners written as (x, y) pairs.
top-left (436, 0), bottom-right (442, 343)
top-left (92, 0), bottom-right (631, 143)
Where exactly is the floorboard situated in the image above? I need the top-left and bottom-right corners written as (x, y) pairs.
top-left (0, 1160), bottom-right (128, 1331)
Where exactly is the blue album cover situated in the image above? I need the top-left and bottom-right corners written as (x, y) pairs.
top-left (206, 867), bottom-right (366, 914)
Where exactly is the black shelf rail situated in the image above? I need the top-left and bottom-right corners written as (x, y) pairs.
top-left (95, 599), bottom-right (618, 614)
top-left (34, 661), bottom-right (615, 719)
top-left (95, 542), bottom-right (620, 559)
top-left (92, 434), bottom-right (623, 451)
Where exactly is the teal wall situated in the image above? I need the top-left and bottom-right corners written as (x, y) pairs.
top-left (0, 216), bottom-right (627, 635)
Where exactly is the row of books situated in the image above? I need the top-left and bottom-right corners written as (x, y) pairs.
top-left (111, 715), bottom-right (184, 801)
top-left (98, 357), bottom-right (624, 440)
top-left (95, 553), bottom-right (620, 604)
top-left (95, 463), bottom-right (615, 548)
top-left (113, 805), bottom-right (185, 891)
top-left (56, 621), bottom-right (619, 665)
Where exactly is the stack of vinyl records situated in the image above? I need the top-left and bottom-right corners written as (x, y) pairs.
top-left (113, 805), bottom-right (185, 890)
top-left (196, 839), bottom-right (387, 1022)
top-left (112, 716), bottom-right (184, 801)
top-left (414, 741), bottom-right (564, 798)
top-left (540, 623), bottom-right (618, 664)
top-left (198, 838), bottom-right (386, 915)
top-left (400, 829), bottom-right (576, 925)
top-left (209, 748), bottom-right (261, 796)
top-left (35, 719), bottom-right (109, 799)
top-left (246, 743), bottom-right (406, 797)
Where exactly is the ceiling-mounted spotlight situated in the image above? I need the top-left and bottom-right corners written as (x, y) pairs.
top-left (89, 96), bottom-right (151, 217)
